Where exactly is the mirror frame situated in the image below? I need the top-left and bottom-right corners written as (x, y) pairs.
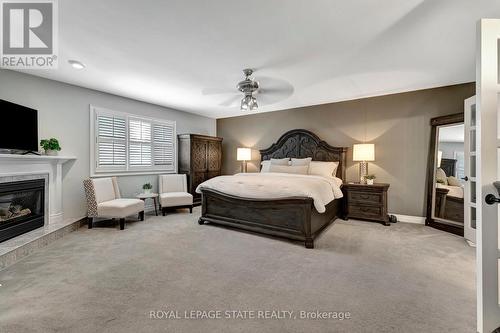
top-left (425, 112), bottom-right (464, 236)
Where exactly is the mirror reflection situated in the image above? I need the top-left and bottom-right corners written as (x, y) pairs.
top-left (432, 123), bottom-right (465, 225)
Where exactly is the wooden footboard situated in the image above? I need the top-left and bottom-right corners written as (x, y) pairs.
top-left (198, 188), bottom-right (341, 248)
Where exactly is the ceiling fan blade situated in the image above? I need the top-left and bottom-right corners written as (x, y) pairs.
top-left (253, 76), bottom-right (294, 106)
top-left (256, 94), bottom-right (286, 106)
top-left (202, 87), bottom-right (236, 95)
top-left (259, 86), bottom-right (294, 95)
top-left (219, 95), bottom-right (241, 107)
top-left (256, 76), bottom-right (293, 91)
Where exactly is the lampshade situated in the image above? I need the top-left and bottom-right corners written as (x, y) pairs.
top-left (353, 144), bottom-right (375, 161)
top-left (437, 150), bottom-right (443, 167)
top-left (237, 148), bottom-right (252, 161)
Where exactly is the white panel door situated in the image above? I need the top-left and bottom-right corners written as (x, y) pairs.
top-left (464, 96), bottom-right (477, 244)
top-left (476, 19), bottom-right (500, 333)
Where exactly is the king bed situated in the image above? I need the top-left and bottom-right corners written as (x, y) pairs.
top-left (196, 129), bottom-right (347, 248)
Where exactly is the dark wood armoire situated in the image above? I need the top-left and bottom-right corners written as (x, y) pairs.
top-left (178, 134), bottom-right (223, 205)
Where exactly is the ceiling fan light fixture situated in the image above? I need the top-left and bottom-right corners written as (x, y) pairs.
top-left (238, 69), bottom-right (260, 111)
top-left (240, 98), bottom-right (248, 110)
top-left (241, 93), bottom-right (258, 111)
top-left (249, 96), bottom-right (258, 110)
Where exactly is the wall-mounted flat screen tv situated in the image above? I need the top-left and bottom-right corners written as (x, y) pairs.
top-left (0, 99), bottom-right (38, 152)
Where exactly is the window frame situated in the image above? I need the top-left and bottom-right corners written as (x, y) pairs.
top-left (90, 105), bottom-right (177, 177)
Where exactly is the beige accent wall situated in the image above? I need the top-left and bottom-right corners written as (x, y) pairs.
top-left (216, 83), bottom-right (475, 217)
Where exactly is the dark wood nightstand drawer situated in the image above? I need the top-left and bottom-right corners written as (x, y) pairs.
top-left (349, 204), bottom-right (383, 219)
top-left (348, 191), bottom-right (382, 205)
top-left (342, 183), bottom-right (390, 226)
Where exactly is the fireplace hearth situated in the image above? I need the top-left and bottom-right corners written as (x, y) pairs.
top-left (0, 179), bottom-right (45, 243)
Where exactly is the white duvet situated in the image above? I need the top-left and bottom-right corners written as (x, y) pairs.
top-left (196, 173), bottom-right (343, 213)
top-left (436, 183), bottom-right (464, 198)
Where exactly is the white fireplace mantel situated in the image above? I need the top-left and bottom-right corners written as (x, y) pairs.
top-left (0, 154), bottom-right (76, 163)
top-left (0, 154), bottom-right (77, 224)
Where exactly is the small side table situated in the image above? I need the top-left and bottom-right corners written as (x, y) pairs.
top-left (342, 183), bottom-right (391, 226)
top-left (136, 193), bottom-right (159, 216)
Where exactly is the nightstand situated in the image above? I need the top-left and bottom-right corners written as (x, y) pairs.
top-left (342, 183), bottom-right (390, 226)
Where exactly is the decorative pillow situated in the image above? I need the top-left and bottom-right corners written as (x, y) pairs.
top-left (436, 168), bottom-right (448, 185)
top-left (269, 165), bottom-right (309, 175)
top-left (270, 158), bottom-right (290, 166)
top-left (291, 157), bottom-right (312, 166)
top-left (260, 160), bottom-right (271, 173)
top-left (308, 161), bottom-right (339, 178)
top-left (447, 176), bottom-right (462, 187)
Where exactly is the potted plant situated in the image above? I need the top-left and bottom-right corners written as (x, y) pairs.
top-left (365, 174), bottom-right (376, 185)
top-left (142, 183), bottom-right (153, 194)
top-left (40, 138), bottom-right (61, 156)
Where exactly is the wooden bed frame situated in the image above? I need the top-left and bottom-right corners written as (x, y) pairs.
top-left (198, 129), bottom-right (347, 248)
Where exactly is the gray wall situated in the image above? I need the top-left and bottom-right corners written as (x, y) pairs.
top-left (0, 69), bottom-right (216, 219)
top-left (217, 83), bottom-right (475, 217)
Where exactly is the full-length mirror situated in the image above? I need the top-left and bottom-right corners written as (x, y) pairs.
top-left (426, 113), bottom-right (465, 235)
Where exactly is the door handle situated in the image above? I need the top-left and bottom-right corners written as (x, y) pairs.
top-left (485, 181), bottom-right (500, 205)
top-left (485, 194), bottom-right (500, 205)
top-left (461, 176), bottom-right (469, 181)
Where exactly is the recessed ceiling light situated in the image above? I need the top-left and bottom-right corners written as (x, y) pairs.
top-left (68, 60), bottom-right (85, 70)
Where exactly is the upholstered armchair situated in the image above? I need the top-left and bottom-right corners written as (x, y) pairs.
top-left (83, 177), bottom-right (144, 230)
top-left (159, 174), bottom-right (193, 216)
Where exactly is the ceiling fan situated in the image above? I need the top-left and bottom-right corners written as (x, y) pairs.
top-left (202, 69), bottom-right (294, 111)
top-left (238, 69), bottom-right (259, 111)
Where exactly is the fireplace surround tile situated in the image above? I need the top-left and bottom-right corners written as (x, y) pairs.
top-left (0, 217), bottom-right (84, 270)
top-left (0, 154), bottom-right (77, 225)
top-left (0, 154), bottom-right (78, 269)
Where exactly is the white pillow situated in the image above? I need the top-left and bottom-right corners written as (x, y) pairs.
top-left (260, 160), bottom-right (271, 172)
top-left (269, 165), bottom-right (309, 175)
top-left (308, 161), bottom-right (339, 178)
top-left (447, 176), bottom-right (462, 187)
top-left (436, 168), bottom-right (448, 185)
top-left (270, 158), bottom-right (290, 166)
top-left (291, 157), bottom-right (312, 166)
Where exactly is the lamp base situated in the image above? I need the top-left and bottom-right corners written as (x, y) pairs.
top-left (359, 161), bottom-right (368, 184)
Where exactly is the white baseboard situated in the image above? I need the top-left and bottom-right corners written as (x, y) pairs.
top-left (390, 213), bottom-right (425, 224)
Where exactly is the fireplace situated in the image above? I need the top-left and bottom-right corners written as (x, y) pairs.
top-left (0, 179), bottom-right (45, 243)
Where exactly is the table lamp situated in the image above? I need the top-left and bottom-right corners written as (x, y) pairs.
top-left (237, 148), bottom-right (251, 173)
top-left (353, 143), bottom-right (375, 184)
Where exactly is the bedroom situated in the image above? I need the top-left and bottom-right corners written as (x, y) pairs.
top-left (0, 1), bottom-right (499, 332)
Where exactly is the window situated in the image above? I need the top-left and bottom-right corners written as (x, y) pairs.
top-left (454, 151), bottom-right (465, 181)
top-left (90, 106), bottom-right (176, 176)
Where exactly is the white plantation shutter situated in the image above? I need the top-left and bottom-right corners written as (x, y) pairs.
top-left (91, 106), bottom-right (176, 175)
top-left (153, 123), bottom-right (175, 170)
top-left (129, 119), bottom-right (152, 166)
top-left (96, 114), bottom-right (126, 169)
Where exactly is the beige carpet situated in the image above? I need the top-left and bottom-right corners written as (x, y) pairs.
top-left (0, 207), bottom-right (475, 333)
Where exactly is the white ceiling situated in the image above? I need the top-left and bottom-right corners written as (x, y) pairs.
top-left (439, 124), bottom-right (464, 143)
top-left (16, 0), bottom-right (500, 119)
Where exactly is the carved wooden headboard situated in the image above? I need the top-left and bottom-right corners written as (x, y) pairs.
top-left (259, 129), bottom-right (348, 180)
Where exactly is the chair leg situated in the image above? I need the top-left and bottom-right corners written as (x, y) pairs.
top-left (119, 218), bottom-right (125, 230)
top-left (162, 207), bottom-right (166, 216)
top-left (87, 217), bottom-right (93, 229)
top-left (305, 238), bottom-right (314, 249)
top-left (189, 205), bottom-right (193, 214)
top-left (139, 211), bottom-right (145, 221)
